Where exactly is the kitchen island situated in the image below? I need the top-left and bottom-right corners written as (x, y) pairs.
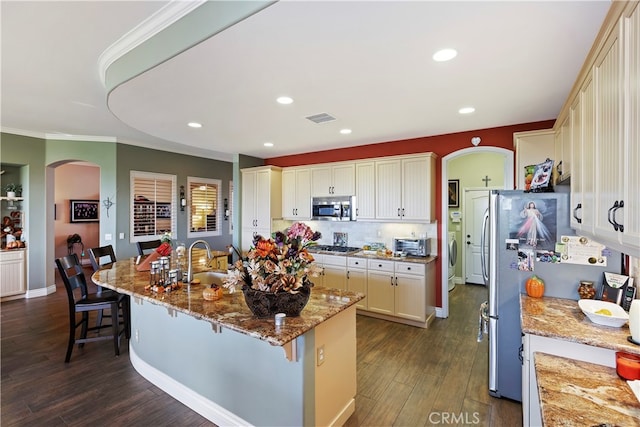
top-left (92, 256), bottom-right (364, 427)
top-left (521, 295), bottom-right (640, 426)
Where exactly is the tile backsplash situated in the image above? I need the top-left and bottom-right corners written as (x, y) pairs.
top-left (272, 219), bottom-right (438, 255)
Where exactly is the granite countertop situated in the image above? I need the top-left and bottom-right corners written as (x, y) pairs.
top-left (535, 352), bottom-right (640, 426)
top-left (521, 294), bottom-right (640, 355)
top-left (91, 255), bottom-right (364, 348)
top-left (308, 247), bottom-right (437, 265)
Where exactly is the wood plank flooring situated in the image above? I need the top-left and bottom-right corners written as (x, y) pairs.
top-left (1, 277), bottom-right (521, 426)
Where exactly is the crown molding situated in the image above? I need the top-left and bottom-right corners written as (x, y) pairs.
top-left (98, 0), bottom-right (207, 87)
top-left (46, 134), bottom-right (117, 142)
top-left (1, 127), bottom-right (47, 139)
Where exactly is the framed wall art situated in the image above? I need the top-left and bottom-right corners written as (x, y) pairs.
top-left (448, 180), bottom-right (460, 208)
top-left (70, 199), bottom-right (99, 223)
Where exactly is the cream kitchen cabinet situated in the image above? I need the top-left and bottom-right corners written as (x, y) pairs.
top-left (553, 114), bottom-right (571, 183)
top-left (570, 73), bottom-right (596, 233)
top-left (241, 166), bottom-right (282, 251)
top-left (562, 1), bottom-right (639, 256)
top-left (354, 161), bottom-right (375, 220)
top-left (310, 163), bottom-right (355, 197)
top-left (366, 259), bottom-right (430, 324)
top-left (315, 254), bottom-right (347, 290)
top-left (375, 154), bottom-right (436, 222)
top-left (346, 257), bottom-right (367, 309)
top-left (281, 167), bottom-right (311, 220)
top-left (0, 249), bottom-right (26, 298)
top-left (513, 129), bottom-right (554, 190)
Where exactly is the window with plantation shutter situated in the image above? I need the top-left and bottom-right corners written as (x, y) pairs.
top-left (187, 177), bottom-right (221, 238)
top-left (130, 171), bottom-right (176, 242)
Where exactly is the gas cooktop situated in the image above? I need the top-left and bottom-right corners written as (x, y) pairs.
top-left (311, 245), bottom-right (361, 253)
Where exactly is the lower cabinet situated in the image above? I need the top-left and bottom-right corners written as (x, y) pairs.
top-left (365, 259), bottom-right (430, 325)
top-left (0, 249), bottom-right (26, 298)
top-left (316, 254), bottom-right (347, 290)
top-left (346, 258), bottom-right (367, 309)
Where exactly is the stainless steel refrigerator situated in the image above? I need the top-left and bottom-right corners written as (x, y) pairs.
top-left (479, 189), bottom-right (619, 402)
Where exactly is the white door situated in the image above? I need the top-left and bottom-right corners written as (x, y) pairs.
top-left (464, 189), bottom-right (490, 285)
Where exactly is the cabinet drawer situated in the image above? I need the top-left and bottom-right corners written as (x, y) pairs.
top-left (367, 259), bottom-right (394, 272)
top-left (0, 250), bottom-right (25, 262)
top-left (347, 257), bottom-right (367, 269)
top-left (395, 262), bottom-right (425, 276)
top-left (321, 254), bottom-right (347, 266)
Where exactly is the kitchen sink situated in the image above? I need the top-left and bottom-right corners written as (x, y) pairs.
top-left (192, 271), bottom-right (227, 286)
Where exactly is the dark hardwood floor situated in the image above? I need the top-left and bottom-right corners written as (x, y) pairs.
top-left (1, 276), bottom-right (521, 426)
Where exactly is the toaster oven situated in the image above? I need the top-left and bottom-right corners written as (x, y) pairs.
top-left (393, 237), bottom-right (430, 257)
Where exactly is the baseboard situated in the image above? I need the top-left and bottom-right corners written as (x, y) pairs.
top-left (129, 345), bottom-right (252, 426)
top-left (356, 309), bottom-right (432, 329)
top-left (26, 284), bottom-right (57, 299)
top-left (329, 398), bottom-right (355, 427)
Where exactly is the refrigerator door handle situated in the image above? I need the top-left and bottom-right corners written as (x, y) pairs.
top-left (480, 208), bottom-right (489, 284)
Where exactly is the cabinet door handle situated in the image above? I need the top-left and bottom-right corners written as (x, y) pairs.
top-left (390, 276), bottom-right (394, 286)
top-left (402, 208), bottom-right (405, 217)
top-left (347, 271), bottom-right (350, 279)
top-left (397, 208), bottom-right (401, 217)
top-left (613, 200), bottom-right (624, 232)
top-left (573, 203), bottom-right (582, 224)
top-left (607, 203), bottom-right (617, 230)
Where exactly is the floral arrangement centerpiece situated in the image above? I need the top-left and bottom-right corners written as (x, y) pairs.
top-left (223, 222), bottom-right (322, 317)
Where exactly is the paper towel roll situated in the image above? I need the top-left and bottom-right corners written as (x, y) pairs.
top-left (629, 299), bottom-right (640, 343)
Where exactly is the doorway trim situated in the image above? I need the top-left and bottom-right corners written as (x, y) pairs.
top-left (439, 146), bottom-right (514, 318)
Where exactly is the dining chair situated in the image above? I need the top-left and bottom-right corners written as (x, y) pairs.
top-left (55, 253), bottom-right (127, 363)
top-left (88, 245), bottom-right (130, 339)
top-left (136, 239), bottom-right (161, 256)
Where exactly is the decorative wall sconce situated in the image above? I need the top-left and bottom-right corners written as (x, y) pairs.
top-left (180, 185), bottom-right (186, 211)
top-left (471, 136), bottom-right (482, 146)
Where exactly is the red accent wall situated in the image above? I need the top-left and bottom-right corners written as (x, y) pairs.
top-left (265, 119), bottom-right (556, 309)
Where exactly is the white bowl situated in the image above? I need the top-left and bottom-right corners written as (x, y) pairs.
top-left (578, 299), bottom-right (629, 327)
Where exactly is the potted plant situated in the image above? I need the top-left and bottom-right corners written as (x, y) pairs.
top-left (4, 183), bottom-right (22, 198)
top-left (224, 222), bottom-right (322, 317)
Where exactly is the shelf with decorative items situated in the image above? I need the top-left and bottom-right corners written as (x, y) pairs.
top-left (1, 196), bottom-right (24, 211)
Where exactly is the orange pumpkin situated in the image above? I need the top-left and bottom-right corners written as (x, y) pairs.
top-left (526, 275), bottom-right (545, 298)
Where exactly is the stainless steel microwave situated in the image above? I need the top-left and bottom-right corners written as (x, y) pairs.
top-left (311, 196), bottom-right (356, 221)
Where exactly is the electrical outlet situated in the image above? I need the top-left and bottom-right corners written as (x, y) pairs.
top-left (105, 233), bottom-right (112, 241)
top-left (317, 345), bottom-right (325, 366)
top-left (119, 232), bottom-right (125, 240)
top-left (135, 329), bottom-right (139, 343)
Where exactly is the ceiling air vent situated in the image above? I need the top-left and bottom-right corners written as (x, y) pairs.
top-left (305, 112), bottom-right (336, 124)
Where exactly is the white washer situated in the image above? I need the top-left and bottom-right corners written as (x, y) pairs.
top-left (448, 231), bottom-right (457, 291)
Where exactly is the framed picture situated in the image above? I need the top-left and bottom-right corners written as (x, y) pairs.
top-left (70, 199), bottom-right (99, 223)
top-left (448, 180), bottom-right (460, 208)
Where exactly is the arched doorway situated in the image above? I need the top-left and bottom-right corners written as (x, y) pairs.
top-left (439, 147), bottom-right (514, 318)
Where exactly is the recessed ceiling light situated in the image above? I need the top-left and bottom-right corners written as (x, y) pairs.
top-left (340, 129), bottom-right (352, 135)
top-left (432, 48), bottom-right (457, 62)
top-left (276, 96), bottom-right (293, 105)
top-left (458, 107), bottom-right (475, 114)
top-left (188, 122), bottom-right (202, 128)
top-left (264, 142), bottom-right (274, 147)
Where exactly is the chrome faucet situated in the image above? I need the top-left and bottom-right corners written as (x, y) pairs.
top-left (186, 240), bottom-right (212, 283)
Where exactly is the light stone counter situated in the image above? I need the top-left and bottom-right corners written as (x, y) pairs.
top-left (535, 352), bottom-right (640, 426)
top-left (521, 295), bottom-right (640, 355)
top-left (92, 255), bottom-right (364, 347)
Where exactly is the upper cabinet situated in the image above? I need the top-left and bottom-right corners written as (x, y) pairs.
top-left (281, 153), bottom-right (437, 223)
top-left (282, 167), bottom-right (311, 220)
top-left (561, 1), bottom-right (640, 256)
top-left (241, 166), bottom-right (282, 251)
top-left (310, 163), bottom-right (355, 197)
top-left (376, 154), bottom-right (436, 222)
top-left (355, 161), bottom-right (375, 220)
top-left (513, 129), bottom-right (555, 190)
